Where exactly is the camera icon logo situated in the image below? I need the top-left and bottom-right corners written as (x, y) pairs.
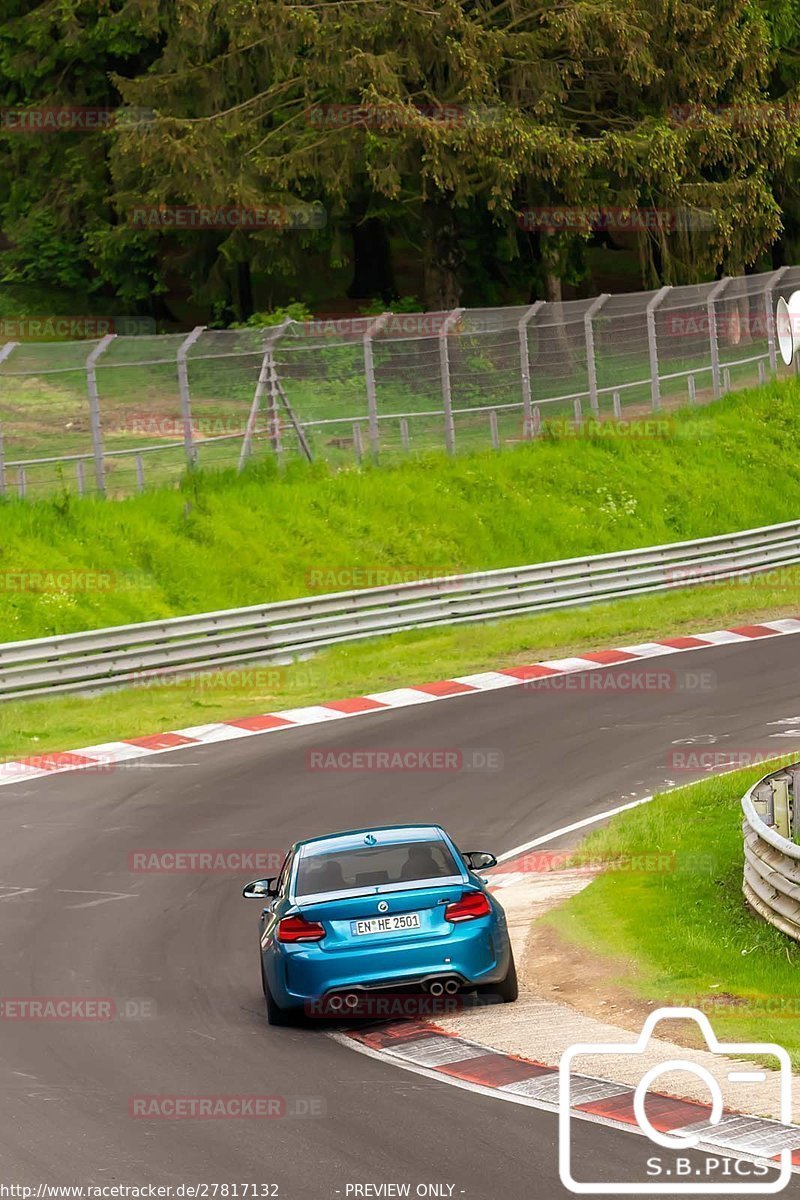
top-left (558, 1007), bottom-right (792, 1194)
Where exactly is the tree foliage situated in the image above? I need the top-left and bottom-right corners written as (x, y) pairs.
top-left (1, 0), bottom-right (798, 315)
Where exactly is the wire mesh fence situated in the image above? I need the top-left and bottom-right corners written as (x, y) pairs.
top-left (0, 265), bottom-right (798, 500)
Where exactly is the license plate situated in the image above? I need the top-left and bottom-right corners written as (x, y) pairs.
top-left (351, 913), bottom-right (421, 936)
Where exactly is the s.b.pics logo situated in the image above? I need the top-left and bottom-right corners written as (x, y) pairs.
top-left (559, 1008), bottom-right (792, 1194)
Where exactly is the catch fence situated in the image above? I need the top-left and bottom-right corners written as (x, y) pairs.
top-left (1, 266), bottom-right (799, 498)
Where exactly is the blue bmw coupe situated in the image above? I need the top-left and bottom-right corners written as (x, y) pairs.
top-left (243, 823), bottom-right (517, 1025)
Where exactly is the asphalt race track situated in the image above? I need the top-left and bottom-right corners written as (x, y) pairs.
top-left (3, 635), bottom-right (800, 1199)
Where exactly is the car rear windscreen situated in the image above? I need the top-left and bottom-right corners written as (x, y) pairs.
top-left (295, 839), bottom-right (459, 896)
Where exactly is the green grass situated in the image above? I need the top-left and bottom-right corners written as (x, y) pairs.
top-left (3, 375), bottom-right (800, 641)
top-left (1, 579), bottom-right (800, 762)
top-left (2, 375), bottom-right (800, 759)
top-left (544, 761), bottom-right (800, 1067)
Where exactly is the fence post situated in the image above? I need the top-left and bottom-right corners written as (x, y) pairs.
top-left (439, 308), bottom-right (464, 455)
top-left (489, 409), bottom-right (499, 450)
top-left (584, 294), bottom-right (609, 414)
top-left (363, 312), bottom-right (391, 461)
top-left (518, 300), bottom-right (545, 438)
top-left (238, 320), bottom-right (291, 471)
top-left (765, 265), bottom-right (789, 375)
top-left (646, 286), bottom-right (671, 411)
top-left (706, 278), bottom-right (730, 399)
top-left (0, 343), bottom-right (18, 499)
top-left (85, 333), bottom-right (115, 496)
top-left (176, 326), bottom-right (205, 469)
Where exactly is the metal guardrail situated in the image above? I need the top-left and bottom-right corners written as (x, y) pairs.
top-left (742, 762), bottom-right (800, 942)
top-left (2, 518), bottom-right (800, 701)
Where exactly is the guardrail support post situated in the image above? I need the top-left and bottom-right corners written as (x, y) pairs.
top-left (584, 294), bottom-right (609, 414)
top-left (176, 326), bottom-right (205, 469)
top-left (439, 309), bottom-right (464, 454)
top-left (85, 333), bottom-right (115, 497)
top-left (791, 770), bottom-right (800, 839)
top-left (363, 312), bottom-right (391, 461)
top-left (646, 286), bottom-right (671, 411)
top-left (238, 320), bottom-right (291, 472)
top-left (773, 777), bottom-right (791, 839)
top-left (764, 266), bottom-right (789, 375)
top-left (518, 301), bottom-right (545, 438)
top-left (707, 278), bottom-right (730, 399)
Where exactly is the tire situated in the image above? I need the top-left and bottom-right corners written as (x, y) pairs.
top-left (496, 948), bottom-right (518, 1003)
top-left (261, 958), bottom-right (294, 1026)
top-left (476, 948), bottom-right (518, 1004)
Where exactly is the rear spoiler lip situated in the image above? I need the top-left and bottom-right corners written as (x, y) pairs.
top-left (289, 874), bottom-right (472, 907)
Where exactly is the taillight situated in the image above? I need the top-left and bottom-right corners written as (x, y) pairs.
top-left (276, 915), bottom-right (326, 943)
top-left (444, 892), bottom-right (491, 922)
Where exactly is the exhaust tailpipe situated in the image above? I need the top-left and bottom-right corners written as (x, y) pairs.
top-left (428, 981), bottom-right (445, 997)
top-left (344, 992), bottom-right (360, 1009)
top-left (444, 979), bottom-right (459, 995)
top-left (327, 994), bottom-right (344, 1011)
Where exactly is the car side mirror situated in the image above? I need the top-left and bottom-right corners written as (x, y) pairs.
top-left (464, 851), bottom-right (497, 870)
top-left (242, 877), bottom-right (277, 899)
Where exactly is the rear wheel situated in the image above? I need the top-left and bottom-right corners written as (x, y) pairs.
top-left (476, 949), bottom-right (518, 1004)
top-left (496, 949), bottom-right (518, 1003)
top-left (261, 958), bottom-right (294, 1026)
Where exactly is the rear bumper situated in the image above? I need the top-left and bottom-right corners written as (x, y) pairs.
top-left (266, 919), bottom-right (509, 1007)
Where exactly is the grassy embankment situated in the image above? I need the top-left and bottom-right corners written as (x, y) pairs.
top-left (1, 379), bottom-right (800, 757)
